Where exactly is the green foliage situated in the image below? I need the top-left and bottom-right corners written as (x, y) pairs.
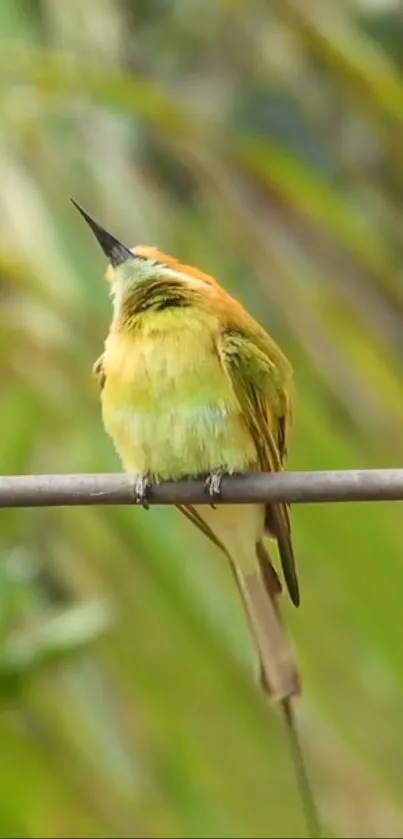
top-left (1, 0), bottom-right (403, 835)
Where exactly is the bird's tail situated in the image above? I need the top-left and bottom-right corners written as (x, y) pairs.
top-left (233, 542), bottom-right (320, 837)
top-left (232, 541), bottom-right (300, 700)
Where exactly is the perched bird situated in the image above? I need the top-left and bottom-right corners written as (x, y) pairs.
top-left (73, 200), bottom-right (319, 834)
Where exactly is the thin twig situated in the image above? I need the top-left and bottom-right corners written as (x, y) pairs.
top-left (0, 470), bottom-right (403, 508)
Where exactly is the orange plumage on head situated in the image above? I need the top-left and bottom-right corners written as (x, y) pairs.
top-left (105, 245), bottom-right (218, 289)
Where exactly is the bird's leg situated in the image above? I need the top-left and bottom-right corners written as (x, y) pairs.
top-left (204, 469), bottom-right (225, 509)
top-left (134, 474), bottom-right (152, 511)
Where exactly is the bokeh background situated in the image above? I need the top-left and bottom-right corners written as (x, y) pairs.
top-left (2, 0), bottom-right (403, 836)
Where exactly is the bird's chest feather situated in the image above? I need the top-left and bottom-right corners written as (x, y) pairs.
top-left (101, 318), bottom-right (256, 479)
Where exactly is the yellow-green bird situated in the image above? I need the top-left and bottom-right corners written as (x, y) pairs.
top-left (73, 199), bottom-right (318, 832)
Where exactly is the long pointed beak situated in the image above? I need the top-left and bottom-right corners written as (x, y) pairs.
top-left (70, 198), bottom-right (133, 267)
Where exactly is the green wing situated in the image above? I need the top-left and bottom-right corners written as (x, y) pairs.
top-left (93, 353), bottom-right (106, 390)
top-left (218, 328), bottom-right (300, 607)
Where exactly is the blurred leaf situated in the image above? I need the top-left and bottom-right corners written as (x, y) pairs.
top-left (0, 601), bottom-right (113, 691)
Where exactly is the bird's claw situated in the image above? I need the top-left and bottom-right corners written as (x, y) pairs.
top-left (204, 471), bottom-right (225, 509)
top-left (134, 474), bottom-right (152, 510)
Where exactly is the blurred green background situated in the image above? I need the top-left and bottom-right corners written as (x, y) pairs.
top-left (2, 0), bottom-right (403, 836)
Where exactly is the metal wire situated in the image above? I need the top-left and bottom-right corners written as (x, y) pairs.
top-left (0, 469), bottom-right (403, 508)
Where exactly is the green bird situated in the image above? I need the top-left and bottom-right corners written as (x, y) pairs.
top-left (73, 199), bottom-right (319, 835)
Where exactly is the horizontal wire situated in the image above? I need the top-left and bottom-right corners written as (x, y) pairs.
top-left (0, 469), bottom-right (403, 508)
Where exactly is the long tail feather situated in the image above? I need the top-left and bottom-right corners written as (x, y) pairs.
top-left (188, 502), bottom-right (319, 833)
top-left (256, 539), bottom-right (282, 599)
top-left (231, 561), bottom-right (300, 700)
top-left (232, 557), bottom-right (320, 837)
top-left (282, 700), bottom-right (321, 838)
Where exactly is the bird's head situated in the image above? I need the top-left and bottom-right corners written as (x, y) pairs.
top-left (71, 200), bottom-right (216, 313)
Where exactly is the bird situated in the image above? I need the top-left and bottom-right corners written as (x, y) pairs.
top-left (72, 199), bottom-right (319, 835)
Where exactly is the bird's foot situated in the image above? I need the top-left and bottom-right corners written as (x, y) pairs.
top-left (204, 470), bottom-right (225, 509)
top-left (134, 474), bottom-right (152, 510)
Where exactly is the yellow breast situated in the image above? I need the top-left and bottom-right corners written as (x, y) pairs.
top-left (101, 319), bottom-right (257, 480)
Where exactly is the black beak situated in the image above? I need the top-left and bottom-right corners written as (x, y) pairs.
top-left (70, 198), bottom-right (133, 267)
